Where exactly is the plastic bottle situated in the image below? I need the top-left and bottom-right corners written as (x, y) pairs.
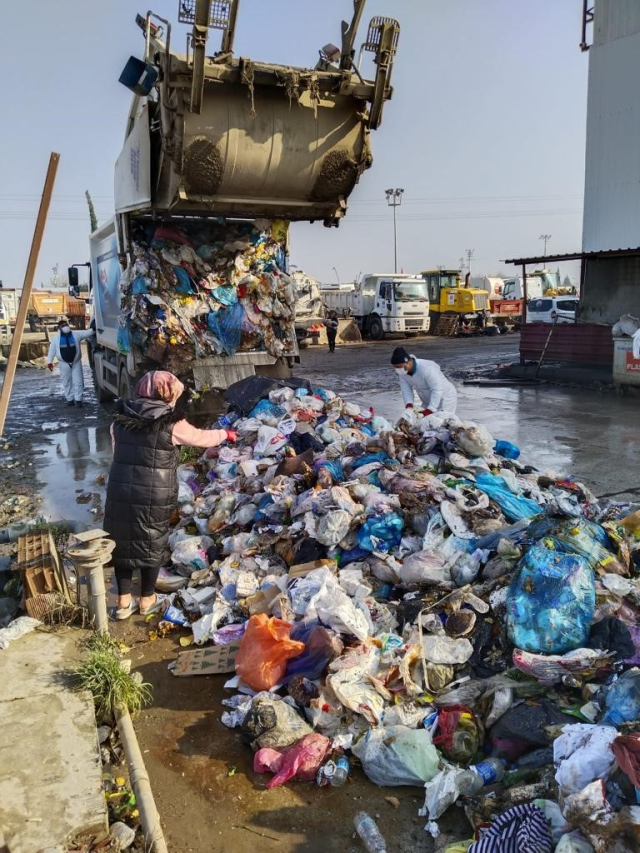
top-left (330, 755), bottom-right (350, 787)
top-left (601, 670), bottom-right (640, 726)
top-left (354, 812), bottom-right (387, 853)
top-left (457, 758), bottom-right (506, 796)
top-left (213, 409), bottom-right (240, 430)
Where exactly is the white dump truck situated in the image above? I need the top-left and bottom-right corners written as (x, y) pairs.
top-left (321, 274), bottom-right (430, 339)
top-left (90, 1), bottom-right (400, 400)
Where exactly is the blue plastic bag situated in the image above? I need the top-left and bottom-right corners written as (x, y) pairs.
top-left (284, 622), bottom-right (342, 683)
top-left (527, 515), bottom-right (616, 570)
top-left (316, 459), bottom-right (344, 482)
top-left (117, 323), bottom-right (132, 354)
top-left (494, 439), bottom-right (521, 460)
top-left (506, 545), bottom-right (595, 654)
top-left (207, 302), bottom-right (244, 355)
top-left (352, 452), bottom-right (391, 470)
top-left (473, 472), bottom-right (542, 521)
top-left (357, 513), bottom-right (404, 553)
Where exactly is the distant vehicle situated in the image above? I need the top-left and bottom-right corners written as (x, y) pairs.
top-left (0, 296), bottom-right (9, 333)
top-left (471, 276), bottom-right (504, 298)
top-left (526, 296), bottom-right (579, 324)
top-left (321, 274), bottom-right (430, 339)
top-left (421, 269), bottom-right (490, 334)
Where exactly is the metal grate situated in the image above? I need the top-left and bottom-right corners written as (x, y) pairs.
top-left (178, 0), bottom-right (232, 29)
top-left (362, 16), bottom-right (400, 54)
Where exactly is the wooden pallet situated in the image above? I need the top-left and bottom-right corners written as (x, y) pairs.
top-left (17, 532), bottom-right (71, 613)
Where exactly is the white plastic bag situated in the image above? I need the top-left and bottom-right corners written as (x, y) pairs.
top-left (554, 724), bottom-right (617, 796)
top-left (456, 423), bottom-right (494, 457)
top-left (316, 510), bottom-right (352, 547)
top-left (400, 550), bottom-right (448, 585)
top-left (352, 725), bottom-right (439, 786)
top-left (418, 764), bottom-right (462, 836)
top-left (422, 635), bottom-right (474, 665)
top-left (255, 425), bottom-right (288, 456)
top-left (171, 535), bottom-right (214, 573)
top-left (0, 616), bottom-right (41, 650)
top-left (555, 832), bottom-right (595, 853)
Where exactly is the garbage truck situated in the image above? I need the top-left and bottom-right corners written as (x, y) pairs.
top-left (321, 274), bottom-right (430, 339)
top-left (90, 1), bottom-right (400, 401)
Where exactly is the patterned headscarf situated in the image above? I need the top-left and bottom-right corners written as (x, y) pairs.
top-left (134, 371), bottom-right (184, 407)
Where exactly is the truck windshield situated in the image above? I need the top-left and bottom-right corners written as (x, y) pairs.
top-left (393, 281), bottom-right (429, 302)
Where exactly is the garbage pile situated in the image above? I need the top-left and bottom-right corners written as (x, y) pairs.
top-left (157, 378), bottom-right (640, 851)
top-left (117, 220), bottom-right (297, 374)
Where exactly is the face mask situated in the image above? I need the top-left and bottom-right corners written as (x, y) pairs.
top-left (394, 367), bottom-right (405, 375)
top-left (61, 326), bottom-right (71, 334)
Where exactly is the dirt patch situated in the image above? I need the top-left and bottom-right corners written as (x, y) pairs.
top-left (183, 137), bottom-right (224, 195)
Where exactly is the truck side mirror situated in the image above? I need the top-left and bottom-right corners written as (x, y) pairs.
top-left (68, 267), bottom-right (79, 289)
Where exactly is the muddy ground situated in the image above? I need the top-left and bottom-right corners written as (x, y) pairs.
top-left (2, 333), bottom-right (640, 851)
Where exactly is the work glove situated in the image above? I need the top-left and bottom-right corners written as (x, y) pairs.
top-left (420, 409), bottom-right (433, 416)
top-left (47, 363), bottom-right (54, 372)
top-left (226, 430), bottom-right (237, 443)
top-left (405, 403), bottom-right (414, 409)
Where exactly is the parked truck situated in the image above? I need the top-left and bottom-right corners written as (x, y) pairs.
top-left (321, 274), bottom-right (430, 339)
top-left (90, 1), bottom-right (400, 401)
top-left (0, 289), bottom-right (87, 332)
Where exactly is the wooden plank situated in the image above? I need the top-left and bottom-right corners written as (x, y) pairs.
top-left (0, 153), bottom-right (60, 436)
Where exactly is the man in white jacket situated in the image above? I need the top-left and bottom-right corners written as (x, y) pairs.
top-left (391, 346), bottom-right (457, 415)
top-left (46, 319), bottom-right (95, 407)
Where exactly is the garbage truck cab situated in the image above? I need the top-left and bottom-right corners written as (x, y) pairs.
top-left (421, 269), bottom-right (490, 335)
top-left (322, 274), bottom-right (430, 339)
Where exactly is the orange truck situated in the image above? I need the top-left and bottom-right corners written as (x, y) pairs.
top-left (0, 289), bottom-right (88, 331)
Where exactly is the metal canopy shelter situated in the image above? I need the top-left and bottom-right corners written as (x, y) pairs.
top-left (501, 246), bottom-right (640, 324)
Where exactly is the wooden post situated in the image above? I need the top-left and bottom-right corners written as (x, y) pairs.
top-left (0, 153), bottom-right (60, 436)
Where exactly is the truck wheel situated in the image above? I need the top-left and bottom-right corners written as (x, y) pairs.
top-left (95, 377), bottom-right (114, 404)
top-left (368, 317), bottom-right (385, 340)
top-left (118, 369), bottom-right (133, 400)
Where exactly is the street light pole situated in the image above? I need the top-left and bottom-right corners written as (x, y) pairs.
top-left (385, 188), bottom-right (404, 273)
top-left (539, 234), bottom-right (551, 257)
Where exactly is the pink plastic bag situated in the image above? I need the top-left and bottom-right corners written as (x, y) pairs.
top-left (254, 734), bottom-right (331, 788)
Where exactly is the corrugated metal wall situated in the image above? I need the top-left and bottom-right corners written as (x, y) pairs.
top-left (582, 0), bottom-right (640, 252)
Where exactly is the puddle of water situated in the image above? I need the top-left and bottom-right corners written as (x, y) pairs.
top-left (34, 425), bottom-right (112, 524)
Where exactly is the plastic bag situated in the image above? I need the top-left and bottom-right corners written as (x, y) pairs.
top-left (356, 513), bottom-right (404, 553)
top-left (494, 439), bottom-right (521, 459)
top-left (555, 833), bottom-right (595, 853)
top-left (490, 699), bottom-right (574, 760)
top-left (254, 733), bottom-right (331, 788)
top-left (399, 550), bottom-right (449, 585)
top-left (455, 424), bottom-right (494, 457)
top-left (171, 535), bottom-right (214, 574)
top-left (207, 301), bottom-right (244, 354)
top-left (305, 570), bottom-right (370, 641)
top-left (473, 472), bottom-right (542, 521)
top-left (506, 545), bottom-right (595, 654)
top-left (0, 616), bottom-right (41, 650)
top-left (316, 510), bottom-right (352, 547)
top-left (554, 724), bottom-right (617, 796)
top-left (418, 764), bottom-right (462, 832)
top-left (235, 614), bottom-right (305, 691)
top-left (242, 694), bottom-right (313, 750)
top-left (527, 515), bottom-right (619, 572)
top-left (352, 725), bottom-right (439, 786)
top-left (284, 624), bottom-right (344, 683)
top-left (601, 669), bottom-right (640, 726)
top-left (512, 648), bottom-right (612, 686)
top-left (255, 425), bottom-right (288, 457)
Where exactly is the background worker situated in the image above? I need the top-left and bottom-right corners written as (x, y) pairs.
top-left (324, 310), bottom-right (339, 353)
top-left (46, 319), bottom-right (95, 407)
top-left (104, 370), bottom-right (236, 620)
top-left (391, 346), bottom-right (458, 415)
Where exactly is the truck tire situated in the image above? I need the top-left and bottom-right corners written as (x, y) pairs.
top-left (95, 376), bottom-right (114, 404)
top-left (368, 317), bottom-right (385, 340)
top-left (118, 368), bottom-right (133, 401)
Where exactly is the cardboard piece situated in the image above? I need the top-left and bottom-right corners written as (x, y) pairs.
top-left (172, 643), bottom-right (240, 677)
top-left (288, 558), bottom-right (336, 579)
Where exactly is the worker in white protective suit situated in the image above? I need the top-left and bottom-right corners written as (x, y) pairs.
top-left (47, 319), bottom-right (95, 408)
top-left (391, 346), bottom-right (458, 415)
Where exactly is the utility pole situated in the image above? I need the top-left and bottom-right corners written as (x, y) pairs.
top-left (385, 188), bottom-right (404, 273)
top-left (539, 234), bottom-right (551, 257)
top-left (465, 248), bottom-right (474, 276)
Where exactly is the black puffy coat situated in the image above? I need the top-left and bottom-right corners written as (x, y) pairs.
top-left (104, 398), bottom-right (180, 571)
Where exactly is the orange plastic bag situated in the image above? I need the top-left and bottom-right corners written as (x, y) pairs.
top-left (236, 614), bottom-right (305, 691)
